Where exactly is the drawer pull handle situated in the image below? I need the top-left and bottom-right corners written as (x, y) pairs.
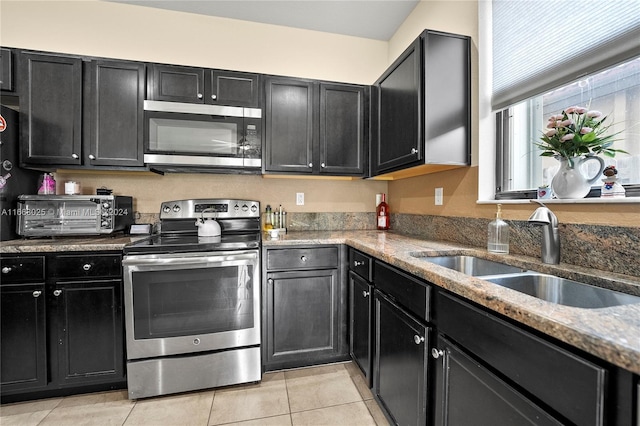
top-left (431, 348), bottom-right (444, 359)
top-left (353, 260), bottom-right (364, 267)
top-left (53, 289), bottom-right (62, 297)
top-left (83, 264), bottom-right (92, 271)
top-left (362, 290), bottom-right (370, 298)
top-left (413, 335), bottom-right (425, 345)
top-left (32, 290), bottom-right (42, 298)
top-left (2, 266), bottom-right (12, 274)
top-left (300, 256), bottom-right (308, 262)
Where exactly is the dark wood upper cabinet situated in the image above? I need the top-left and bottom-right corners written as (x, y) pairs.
top-left (19, 52), bottom-right (145, 168)
top-left (1, 48), bottom-right (14, 92)
top-left (372, 30), bottom-right (471, 178)
top-left (19, 52), bottom-right (83, 166)
top-left (264, 77), bottom-right (367, 176)
top-left (85, 60), bottom-right (145, 167)
top-left (149, 64), bottom-right (260, 107)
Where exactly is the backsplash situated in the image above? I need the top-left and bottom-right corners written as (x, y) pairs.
top-left (392, 213), bottom-right (640, 277)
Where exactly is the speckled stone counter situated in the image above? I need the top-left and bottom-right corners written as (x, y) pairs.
top-left (0, 235), bottom-right (142, 253)
top-left (264, 230), bottom-right (640, 375)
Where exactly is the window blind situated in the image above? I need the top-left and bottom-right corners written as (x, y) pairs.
top-left (492, 0), bottom-right (640, 110)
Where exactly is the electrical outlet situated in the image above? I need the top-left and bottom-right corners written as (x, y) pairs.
top-left (435, 187), bottom-right (443, 205)
top-left (296, 192), bottom-right (304, 206)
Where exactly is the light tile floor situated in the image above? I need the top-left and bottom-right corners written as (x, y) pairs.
top-left (0, 362), bottom-right (390, 426)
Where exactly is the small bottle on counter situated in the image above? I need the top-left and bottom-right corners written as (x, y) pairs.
top-left (487, 204), bottom-right (509, 254)
top-left (376, 193), bottom-right (390, 230)
top-left (264, 205), bottom-right (273, 231)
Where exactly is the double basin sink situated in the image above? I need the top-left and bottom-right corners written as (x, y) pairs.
top-left (415, 255), bottom-right (640, 309)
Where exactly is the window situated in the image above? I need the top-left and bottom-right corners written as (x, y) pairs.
top-left (490, 0), bottom-right (640, 199)
top-left (496, 56), bottom-right (640, 196)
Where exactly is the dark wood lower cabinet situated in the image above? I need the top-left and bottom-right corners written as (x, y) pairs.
top-left (374, 290), bottom-right (429, 426)
top-left (262, 245), bottom-right (348, 371)
top-left (52, 279), bottom-right (124, 387)
top-left (0, 253), bottom-right (126, 403)
top-left (433, 334), bottom-right (562, 426)
top-left (0, 283), bottom-right (47, 394)
top-left (349, 271), bottom-right (373, 385)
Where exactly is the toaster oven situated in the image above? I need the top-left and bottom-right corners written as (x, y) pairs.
top-left (16, 195), bottom-right (134, 237)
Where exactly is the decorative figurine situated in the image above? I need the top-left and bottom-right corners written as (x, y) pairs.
top-left (600, 165), bottom-right (625, 198)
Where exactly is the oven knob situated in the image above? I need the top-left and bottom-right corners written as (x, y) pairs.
top-left (193, 338), bottom-right (200, 345)
top-left (173, 205), bottom-right (181, 213)
top-left (163, 205), bottom-right (171, 213)
top-left (242, 204), bottom-right (248, 212)
top-left (250, 204), bottom-right (257, 213)
top-left (234, 204), bottom-right (239, 211)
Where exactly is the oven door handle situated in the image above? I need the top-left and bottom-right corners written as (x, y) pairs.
top-left (122, 253), bottom-right (257, 268)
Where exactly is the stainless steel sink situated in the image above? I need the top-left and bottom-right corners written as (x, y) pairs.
top-left (483, 272), bottom-right (640, 309)
top-left (416, 255), bottom-right (526, 276)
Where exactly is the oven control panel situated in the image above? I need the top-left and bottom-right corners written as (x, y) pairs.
top-left (160, 199), bottom-right (260, 219)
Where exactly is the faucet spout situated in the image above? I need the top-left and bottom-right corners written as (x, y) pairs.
top-left (528, 200), bottom-right (560, 264)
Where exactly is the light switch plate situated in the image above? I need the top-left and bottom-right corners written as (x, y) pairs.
top-left (296, 192), bottom-right (304, 205)
top-left (435, 188), bottom-right (443, 205)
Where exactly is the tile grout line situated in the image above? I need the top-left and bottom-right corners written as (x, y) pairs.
top-left (206, 390), bottom-right (216, 426)
top-left (283, 371), bottom-right (294, 425)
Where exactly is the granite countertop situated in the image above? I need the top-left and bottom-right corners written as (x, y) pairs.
top-left (0, 235), bottom-right (145, 253)
top-left (264, 230), bottom-right (640, 375)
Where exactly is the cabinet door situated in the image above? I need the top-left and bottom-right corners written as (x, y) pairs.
top-left (209, 70), bottom-right (260, 107)
top-left (150, 64), bottom-right (205, 103)
top-left (52, 279), bottom-right (124, 387)
top-left (264, 77), bottom-right (315, 173)
top-left (349, 271), bottom-right (372, 385)
top-left (373, 38), bottom-right (421, 175)
top-left (433, 334), bottom-right (562, 426)
top-left (264, 269), bottom-right (347, 370)
top-left (85, 60), bottom-right (145, 166)
top-left (374, 290), bottom-right (429, 426)
top-left (1, 48), bottom-right (13, 92)
top-left (0, 283), bottom-right (47, 393)
top-left (319, 83), bottom-right (366, 176)
top-left (20, 53), bottom-right (82, 165)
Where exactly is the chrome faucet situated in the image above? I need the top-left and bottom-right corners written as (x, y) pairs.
top-left (528, 200), bottom-right (560, 264)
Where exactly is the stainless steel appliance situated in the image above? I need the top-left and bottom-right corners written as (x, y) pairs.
top-left (16, 194), bottom-right (133, 237)
top-left (122, 199), bottom-right (261, 399)
top-left (144, 101), bottom-right (262, 173)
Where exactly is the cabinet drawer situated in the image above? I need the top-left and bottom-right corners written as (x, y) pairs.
top-left (436, 291), bottom-right (606, 426)
top-left (374, 260), bottom-right (430, 322)
top-left (267, 247), bottom-right (338, 271)
top-left (348, 248), bottom-right (372, 281)
top-left (50, 253), bottom-right (122, 279)
top-left (0, 256), bottom-right (45, 283)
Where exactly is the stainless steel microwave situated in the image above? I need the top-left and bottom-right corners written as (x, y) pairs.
top-left (16, 195), bottom-right (134, 237)
top-left (143, 101), bottom-right (262, 173)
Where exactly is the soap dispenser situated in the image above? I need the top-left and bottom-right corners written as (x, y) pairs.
top-left (487, 204), bottom-right (509, 254)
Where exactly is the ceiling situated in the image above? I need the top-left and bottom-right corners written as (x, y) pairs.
top-left (103, 0), bottom-right (420, 40)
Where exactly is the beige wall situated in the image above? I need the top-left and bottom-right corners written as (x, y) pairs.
top-left (2, 0), bottom-right (638, 225)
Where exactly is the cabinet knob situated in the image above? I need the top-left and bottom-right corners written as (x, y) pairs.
top-left (53, 289), bottom-right (62, 297)
top-left (410, 148), bottom-right (418, 155)
top-left (431, 348), bottom-right (444, 359)
top-left (88, 154), bottom-right (96, 160)
top-left (267, 278), bottom-right (274, 285)
top-left (413, 335), bottom-right (425, 345)
top-left (32, 290), bottom-right (42, 298)
top-left (197, 93), bottom-right (203, 99)
top-left (211, 94), bottom-right (217, 100)
top-left (353, 260), bottom-right (364, 267)
top-left (308, 163), bottom-right (313, 168)
top-left (320, 163), bottom-right (326, 168)
top-left (2, 266), bottom-right (12, 274)
top-left (362, 290), bottom-right (370, 298)
top-left (300, 255), bottom-right (308, 262)
top-left (82, 263), bottom-right (92, 271)
top-left (72, 153), bottom-right (79, 159)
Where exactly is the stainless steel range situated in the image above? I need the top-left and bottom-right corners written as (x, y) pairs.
top-left (122, 199), bottom-right (261, 399)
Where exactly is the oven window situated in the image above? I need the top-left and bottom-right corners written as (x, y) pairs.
top-left (149, 118), bottom-right (239, 155)
top-left (132, 264), bottom-right (254, 339)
